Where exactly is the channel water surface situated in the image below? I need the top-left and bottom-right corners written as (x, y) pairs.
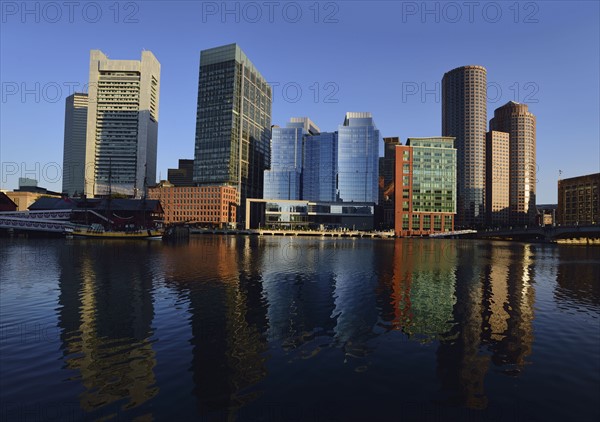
top-left (0, 236), bottom-right (599, 421)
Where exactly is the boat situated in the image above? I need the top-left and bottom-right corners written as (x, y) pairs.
top-left (71, 223), bottom-right (163, 240)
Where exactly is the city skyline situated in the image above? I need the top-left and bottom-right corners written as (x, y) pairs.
top-left (1, 2), bottom-right (599, 203)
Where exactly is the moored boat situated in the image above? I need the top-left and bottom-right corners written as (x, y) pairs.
top-left (72, 223), bottom-right (163, 240)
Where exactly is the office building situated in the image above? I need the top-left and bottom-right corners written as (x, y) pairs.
top-left (489, 101), bottom-right (537, 226)
top-left (395, 137), bottom-right (456, 236)
top-left (303, 131), bottom-right (338, 202)
top-left (442, 65), bottom-right (487, 228)
top-left (337, 112), bottom-right (381, 204)
top-left (485, 131), bottom-right (510, 227)
top-left (379, 137), bottom-right (400, 229)
top-left (263, 118), bottom-right (318, 200)
top-left (62, 93), bottom-right (88, 196)
top-left (167, 159), bottom-right (194, 187)
top-left (246, 198), bottom-right (375, 230)
top-left (148, 182), bottom-right (238, 227)
top-left (193, 44), bottom-right (272, 222)
top-left (557, 172), bottom-right (599, 226)
top-left (84, 50), bottom-right (161, 198)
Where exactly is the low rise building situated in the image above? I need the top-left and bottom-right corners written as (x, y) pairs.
top-left (557, 173), bottom-right (599, 226)
top-left (148, 182), bottom-right (238, 227)
top-left (246, 198), bottom-right (375, 231)
top-left (6, 179), bottom-right (62, 211)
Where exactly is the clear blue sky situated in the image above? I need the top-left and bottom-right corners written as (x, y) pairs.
top-left (1, 1), bottom-right (599, 203)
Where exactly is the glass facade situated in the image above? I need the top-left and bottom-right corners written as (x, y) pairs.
top-left (408, 138), bottom-right (456, 213)
top-left (193, 44), bottom-right (272, 221)
top-left (263, 120), bottom-right (311, 200)
top-left (303, 132), bottom-right (338, 202)
top-left (246, 199), bottom-right (375, 230)
top-left (337, 113), bottom-right (381, 204)
top-left (394, 137), bottom-right (457, 236)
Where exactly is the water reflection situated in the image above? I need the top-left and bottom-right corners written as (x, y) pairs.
top-left (2, 237), bottom-right (597, 420)
top-left (56, 241), bottom-right (160, 418)
top-left (555, 246), bottom-right (600, 308)
top-left (161, 236), bottom-right (268, 419)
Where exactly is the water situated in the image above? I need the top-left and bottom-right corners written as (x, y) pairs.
top-left (0, 236), bottom-right (599, 421)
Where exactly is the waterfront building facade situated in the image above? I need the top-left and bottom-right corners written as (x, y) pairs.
top-left (485, 131), bottom-right (510, 227)
top-left (193, 44), bottom-right (272, 221)
top-left (263, 118), bottom-right (319, 200)
top-left (62, 93), bottom-right (88, 196)
top-left (395, 137), bottom-right (456, 236)
top-left (303, 131), bottom-right (338, 202)
top-left (442, 65), bottom-right (487, 228)
top-left (85, 50), bottom-right (161, 198)
top-left (246, 198), bottom-right (375, 230)
top-left (489, 101), bottom-right (537, 226)
top-left (337, 112), bottom-right (381, 204)
top-left (148, 182), bottom-right (238, 227)
top-left (557, 173), bottom-right (599, 226)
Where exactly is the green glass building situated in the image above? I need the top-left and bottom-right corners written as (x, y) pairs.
top-left (193, 44), bottom-right (272, 223)
top-left (395, 137), bottom-right (457, 236)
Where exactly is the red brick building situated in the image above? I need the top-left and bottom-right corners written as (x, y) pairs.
top-left (148, 182), bottom-right (237, 227)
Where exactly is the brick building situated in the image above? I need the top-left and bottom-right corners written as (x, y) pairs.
top-left (148, 182), bottom-right (237, 227)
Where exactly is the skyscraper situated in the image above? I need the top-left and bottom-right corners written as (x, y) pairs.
top-left (193, 44), bottom-right (272, 222)
top-left (489, 101), bottom-right (537, 226)
top-left (303, 131), bottom-right (338, 202)
top-left (442, 65), bottom-right (487, 228)
top-left (263, 118), bottom-right (318, 200)
top-left (62, 93), bottom-right (88, 196)
top-left (337, 112), bottom-right (381, 204)
top-left (486, 131), bottom-right (510, 227)
top-left (84, 50), bottom-right (160, 198)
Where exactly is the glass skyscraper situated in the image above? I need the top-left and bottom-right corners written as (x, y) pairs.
top-left (303, 131), bottom-right (338, 202)
top-left (263, 118), bottom-right (318, 200)
top-left (193, 44), bottom-right (272, 221)
top-left (337, 112), bottom-right (381, 204)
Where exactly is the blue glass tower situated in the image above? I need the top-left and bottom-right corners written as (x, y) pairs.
top-left (263, 118), bottom-right (319, 200)
top-left (303, 132), bottom-right (338, 202)
top-left (337, 113), bottom-right (381, 204)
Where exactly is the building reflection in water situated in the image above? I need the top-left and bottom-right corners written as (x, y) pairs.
top-left (435, 241), bottom-right (535, 409)
top-left (162, 236), bottom-right (269, 419)
top-left (260, 237), bottom-right (337, 351)
top-left (555, 246), bottom-right (600, 308)
top-left (56, 241), bottom-right (159, 418)
top-left (54, 236), bottom-right (544, 418)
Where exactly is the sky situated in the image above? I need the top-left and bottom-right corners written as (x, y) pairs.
top-left (1, 0), bottom-right (599, 203)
